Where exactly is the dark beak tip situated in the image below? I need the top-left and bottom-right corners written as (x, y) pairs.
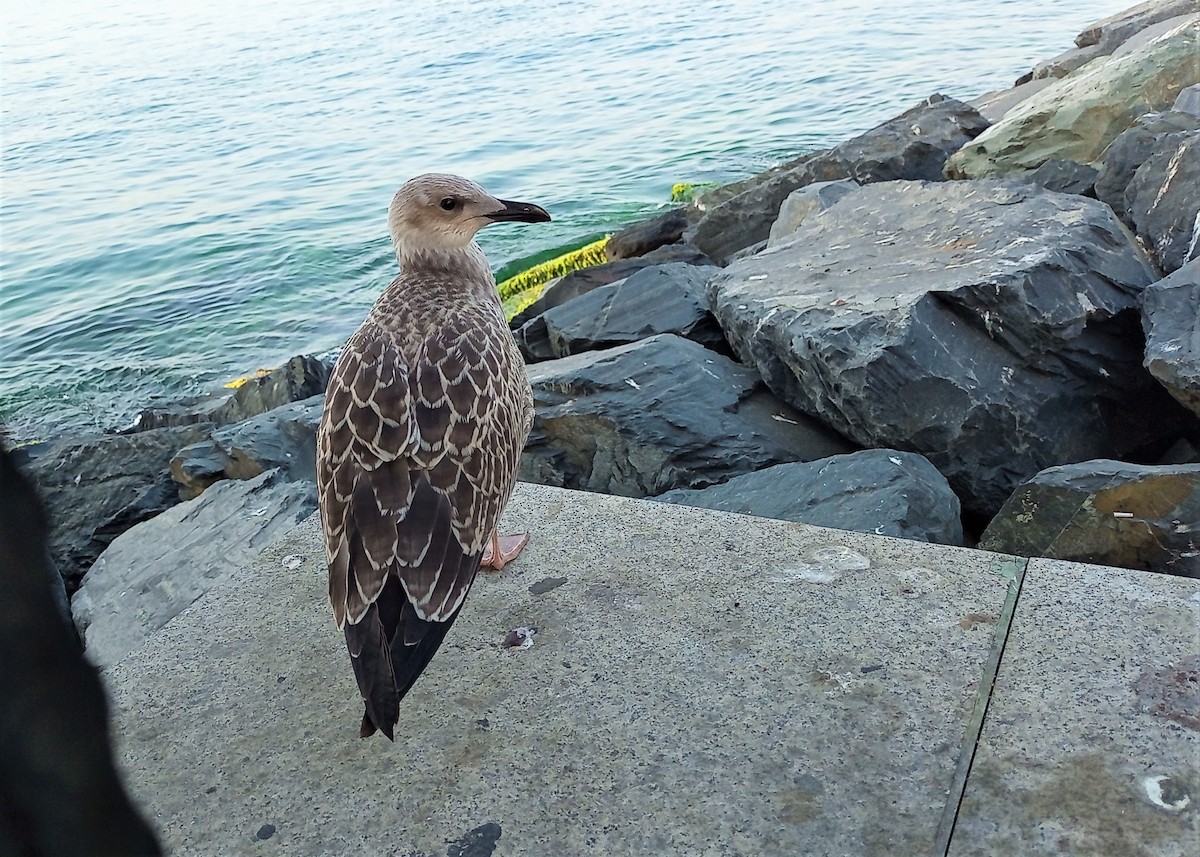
top-left (491, 199), bottom-right (551, 224)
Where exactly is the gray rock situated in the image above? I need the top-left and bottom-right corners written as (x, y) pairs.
top-left (130, 354), bottom-right (329, 431)
top-left (689, 94), bottom-right (988, 263)
top-left (708, 179), bottom-right (1192, 520)
top-left (508, 244), bottom-right (713, 330)
top-left (604, 207), bottom-right (692, 260)
top-left (1124, 129), bottom-right (1200, 272)
top-left (971, 79), bottom-right (1057, 124)
top-left (515, 263), bottom-right (722, 362)
top-left (18, 424), bottom-right (212, 590)
top-left (767, 179), bottom-right (860, 248)
top-left (1075, 1), bottom-right (1200, 51)
top-left (521, 334), bottom-right (856, 497)
top-left (947, 17), bottom-right (1200, 178)
top-left (1142, 260), bottom-right (1200, 417)
top-left (1176, 82), bottom-right (1200, 114)
top-left (1094, 109), bottom-right (1199, 222)
top-left (655, 449), bottom-right (963, 545)
top-left (979, 459), bottom-right (1200, 577)
top-left (1029, 43), bottom-right (1107, 80)
top-left (1024, 159), bottom-right (1099, 195)
top-left (170, 395), bottom-right (324, 499)
top-left (71, 469), bottom-right (317, 668)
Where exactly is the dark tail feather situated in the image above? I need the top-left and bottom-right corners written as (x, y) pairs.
top-left (344, 608), bottom-right (398, 741)
top-left (344, 573), bottom-right (469, 740)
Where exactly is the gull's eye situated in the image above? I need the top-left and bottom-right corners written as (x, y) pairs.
top-left (440, 197), bottom-right (457, 211)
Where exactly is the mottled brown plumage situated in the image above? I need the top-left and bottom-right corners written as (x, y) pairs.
top-left (316, 174), bottom-right (549, 740)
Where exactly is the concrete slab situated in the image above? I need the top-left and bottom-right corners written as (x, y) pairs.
top-left (949, 558), bottom-right (1200, 857)
top-left (104, 483), bottom-right (1016, 856)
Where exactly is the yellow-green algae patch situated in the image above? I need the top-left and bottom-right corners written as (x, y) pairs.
top-left (498, 237), bottom-right (609, 320)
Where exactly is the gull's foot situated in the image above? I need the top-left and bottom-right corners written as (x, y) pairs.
top-left (481, 531), bottom-right (529, 572)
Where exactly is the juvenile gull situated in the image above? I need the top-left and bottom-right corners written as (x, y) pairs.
top-left (316, 174), bottom-right (550, 740)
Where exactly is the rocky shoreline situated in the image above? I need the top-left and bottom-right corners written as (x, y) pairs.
top-left (13, 1), bottom-right (1200, 664)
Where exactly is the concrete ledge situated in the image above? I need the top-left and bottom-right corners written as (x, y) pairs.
top-left (103, 483), bottom-right (1198, 855)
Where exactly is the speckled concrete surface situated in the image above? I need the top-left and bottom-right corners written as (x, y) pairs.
top-left (104, 482), bottom-right (1015, 856)
top-left (949, 558), bottom-right (1200, 857)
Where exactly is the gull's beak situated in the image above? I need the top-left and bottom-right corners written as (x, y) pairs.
top-left (485, 198), bottom-right (551, 224)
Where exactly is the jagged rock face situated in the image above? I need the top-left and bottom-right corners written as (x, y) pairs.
top-left (1075, 1), bottom-right (1200, 53)
top-left (130, 354), bottom-right (330, 430)
top-left (515, 263), bottom-right (722, 363)
top-left (16, 424), bottom-right (212, 591)
top-left (688, 94), bottom-right (989, 263)
top-left (1142, 260), bottom-right (1200, 418)
top-left (980, 460), bottom-right (1200, 577)
top-left (946, 16), bottom-right (1200, 178)
top-left (1094, 109), bottom-right (1199, 223)
top-left (1124, 130), bottom-right (1200, 273)
top-left (767, 180), bottom-right (860, 249)
top-left (170, 395), bottom-right (323, 499)
top-left (655, 449), bottom-right (963, 546)
top-left (507, 244), bottom-right (713, 329)
top-left (71, 468), bottom-right (317, 668)
top-left (604, 207), bottom-right (692, 261)
top-left (708, 179), bottom-right (1192, 520)
top-left (521, 334), bottom-right (856, 497)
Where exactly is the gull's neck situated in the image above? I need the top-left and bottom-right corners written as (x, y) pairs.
top-left (394, 239), bottom-right (494, 289)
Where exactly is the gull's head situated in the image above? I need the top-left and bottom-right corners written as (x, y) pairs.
top-left (387, 173), bottom-right (550, 267)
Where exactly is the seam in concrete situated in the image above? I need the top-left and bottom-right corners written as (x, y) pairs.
top-left (934, 555), bottom-right (1030, 856)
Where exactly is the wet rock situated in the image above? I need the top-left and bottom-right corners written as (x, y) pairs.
top-left (71, 469), bottom-right (317, 668)
top-left (1124, 129), bottom-right (1200, 273)
top-left (767, 179), bottom-right (860, 248)
top-left (1142, 260), bottom-right (1200, 418)
top-left (946, 17), bottom-right (1200, 178)
top-left (521, 334), bottom-right (856, 497)
top-left (515, 263), bottom-right (722, 362)
top-left (17, 424), bottom-right (212, 591)
top-left (508, 244), bottom-right (713, 329)
top-left (708, 179), bottom-right (1192, 520)
top-left (1094, 109), bottom-right (1199, 223)
top-left (655, 449), bottom-right (963, 545)
top-left (604, 207), bottom-right (691, 260)
top-left (979, 460), bottom-right (1200, 577)
top-left (171, 396), bottom-right (324, 499)
top-left (689, 94), bottom-right (988, 263)
top-left (130, 354), bottom-right (330, 431)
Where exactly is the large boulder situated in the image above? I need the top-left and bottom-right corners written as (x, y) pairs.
top-left (767, 179), bottom-right (860, 248)
top-left (946, 16), bottom-right (1200, 179)
top-left (508, 244), bottom-right (713, 329)
top-left (708, 179), bottom-right (1193, 520)
top-left (16, 424), bottom-right (212, 591)
top-left (1075, 1), bottom-right (1200, 53)
top-left (688, 94), bottom-right (988, 263)
top-left (1093, 109), bottom-right (1199, 222)
top-left (71, 469), bottom-right (317, 668)
top-left (655, 449), bottom-right (963, 545)
top-left (515, 263), bottom-right (722, 362)
top-left (129, 354), bottom-right (329, 430)
top-left (1123, 129), bottom-right (1200, 273)
top-left (1142, 260), bottom-right (1200, 417)
top-left (521, 334), bottom-right (856, 497)
top-left (170, 395), bottom-right (323, 499)
top-left (979, 460), bottom-right (1200, 577)
top-left (604, 207), bottom-right (692, 261)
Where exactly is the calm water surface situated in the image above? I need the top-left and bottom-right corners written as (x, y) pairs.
top-left (1, 0), bottom-right (1131, 439)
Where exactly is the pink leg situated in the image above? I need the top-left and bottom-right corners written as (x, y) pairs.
top-left (481, 531), bottom-right (530, 571)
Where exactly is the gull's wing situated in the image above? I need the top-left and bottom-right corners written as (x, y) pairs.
top-left (316, 307), bottom-right (529, 739)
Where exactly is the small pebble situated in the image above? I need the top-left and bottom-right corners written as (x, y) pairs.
top-left (503, 627), bottom-right (536, 649)
top-left (256, 823), bottom-right (276, 840)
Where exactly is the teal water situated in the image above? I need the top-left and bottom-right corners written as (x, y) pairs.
top-left (1, 0), bottom-right (1130, 440)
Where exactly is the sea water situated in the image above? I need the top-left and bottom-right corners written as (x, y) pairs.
top-left (1, 0), bottom-right (1132, 439)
